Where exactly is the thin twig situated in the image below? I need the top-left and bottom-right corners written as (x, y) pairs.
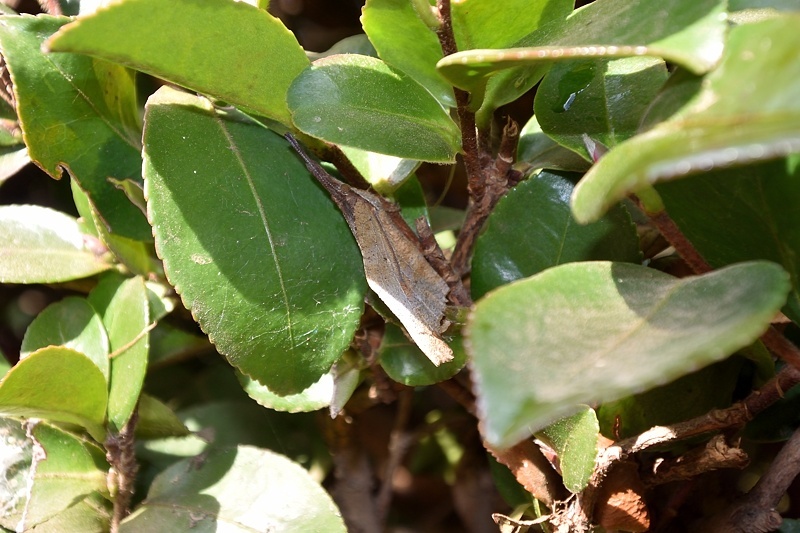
top-left (706, 425), bottom-right (800, 532)
top-left (107, 410), bottom-right (139, 533)
top-left (415, 216), bottom-right (471, 307)
top-left (761, 325), bottom-right (800, 370)
top-left (644, 208), bottom-right (712, 274)
top-left (451, 118), bottom-right (520, 275)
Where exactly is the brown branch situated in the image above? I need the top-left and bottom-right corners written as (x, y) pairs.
top-left (106, 410), bottom-right (139, 533)
top-left (415, 216), bottom-right (471, 307)
top-left (706, 425), bottom-right (800, 532)
top-left (644, 208), bottom-right (712, 275)
top-left (37, 0), bottom-right (62, 15)
top-left (451, 118), bottom-right (520, 275)
top-left (643, 434), bottom-right (749, 486)
top-left (574, 364), bottom-right (800, 529)
top-left (487, 440), bottom-right (567, 508)
top-left (761, 325), bottom-right (800, 370)
top-left (321, 143), bottom-right (372, 190)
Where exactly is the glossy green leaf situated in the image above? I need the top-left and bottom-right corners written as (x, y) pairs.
top-left (120, 446), bottom-right (346, 532)
top-left (361, 0), bottom-right (454, 107)
top-left (288, 55), bottom-right (460, 162)
top-left (517, 115), bottom-right (591, 174)
top-left (467, 261), bottom-right (789, 447)
top-left (89, 275), bottom-right (149, 433)
top-left (143, 87), bottom-right (365, 394)
top-left (0, 347), bottom-right (107, 441)
top-left (20, 297), bottom-right (110, 381)
top-left (656, 158), bottom-right (800, 323)
top-left (471, 172), bottom-right (640, 299)
top-left (0, 205), bottom-right (112, 283)
top-left (135, 393), bottom-right (190, 440)
top-left (535, 57), bottom-right (668, 160)
top-left (438, 0), bottom-right (726, 105)
top-left (0, 420), bottom-right (109, 531)
top-left (0, 15), bottom-right (149, 240)
top-left (307, 34), bottom-right (378, 62)
top-left (598, 357), bottom-right (742, 439)
top-left (536, 407), bottom-right (598, 493)
top-left (379, 324), bottom-right (466, 386)
top-left (572, 16), bottom-right (800, 223)
top-left (46, 0), bottom-right (308, 125)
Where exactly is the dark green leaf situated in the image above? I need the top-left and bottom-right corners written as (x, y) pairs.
top-left (362, 0), bottom-right (454, 107)
top-left (471, 172), bottom-right (640, 299)
top-left (28, 493), bottom-right (111, 533)
top-left (20, 296), bottom-right (110, 381)
top-left (120, 446), bottom-right (346, 532)
top-left (46, 0), bottom-right (308, 125)
top-left (467, 261), bottom-right (789, 447)
top-left (536, 407), bottom-right (599, 493)
top-left (598, 357), bottom-right (743, 439)
top-left (143, 87), bottom-right (365, 394)
top-left (89, 275), bottom-right (149, 433)
top-left (535, 57), bottom-right (668, 160)
top-left (288, 55), bottom-right (460, 162)
top-left (0, 205), bottom-right (112, 283)
top-left (379, 324), bottom-right (466, 386)
top-left (148, 323), bottom-right (211, 369)
top-left (0, 15), bottom-right (149, 240)
top-left (572, 16), bottom-right (800, 223)
top-left (0, 347), bottom-right (107, 441)
top-left (656, 158), bottom-right (800, 323)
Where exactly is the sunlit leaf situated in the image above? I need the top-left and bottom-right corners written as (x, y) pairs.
top-left (46, 0), bottom-right (308, 125)
top-left (468, 261), bottom-right (789, 447)
top-left (0, 205), bottom-right (112, 283)
top-left (572, 16), bottom-right (800, 223)
top-left (536, 407), bottom-right (598, 493)
top-left (144, 87), bottom-right (365, 395)
top-left (288, 55), bottom-right (460, 162)
top-left (120, 446), bottom-right (346, 532)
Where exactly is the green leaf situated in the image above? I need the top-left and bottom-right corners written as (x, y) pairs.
top-left (288, 55), bottom-right (461, 162)
top-left (27, 492), bottom-right (111, 533)
top-left (572, 16), bottom-right (800, 223)
top-left (0, 205), bottom-right (112, 283)
top-left (46, 0), bottom-right (309, 125)
top-left (0, 146), bottom-right (29, 187)
top-left (467, 261), bottom-right (789, 448)
top-left (143, 87), bottom-right (365, 395)
top-left (361, 0), bottom-right (454, 107)
top-left (534, 57), bottom-right (668, 160)
top-left (0, 347), bottom-right (107, 441)
top-left (339, 145), bottom-right (420, 193)
top-left (656, 158), bottom-right (800, 324)
top-left (536, 407), bottom-right (599, 493)
top-left (517, 115), bottom-right (591, 174)
top-left (598, 357), bottom-right (743, 439)
top-left (120, 446), bottom-right (346, 532)
top-left (0, 15), bottom-right (149, 240)
top-left (148, 323), bottom-right (211, 369)
top-left (0, 420), bottom-right (109, 530)
top-left (135, 393), bottom-right (190, 440)
top-left (89, 275), bottom-right (149, 433)
top-left (451, 0), bottom-right (573, 51)
top-left (20, 296), bottom-right (110, 382)
top-left (238, 371), bottom-right (334, 413)
top-left (437, 0), bottom-right (726, 107)
top-left (379, 323), bottom-right (466, 386)
top-left (471, 172), bottom-right (640, 299)
top-left (25, 423), bottom-right (109, 528)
